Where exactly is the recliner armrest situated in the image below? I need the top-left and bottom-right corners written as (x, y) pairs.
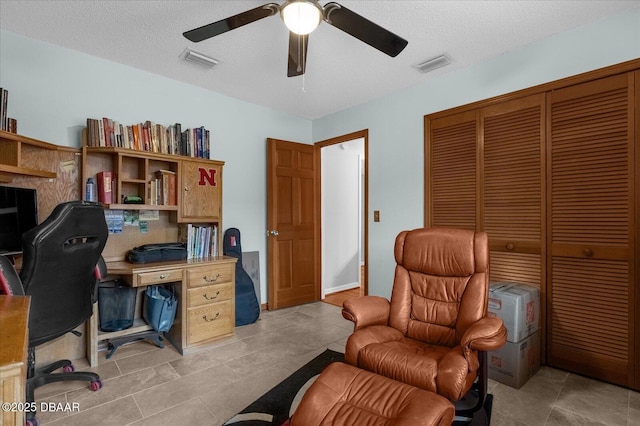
top-left (460, 317), bottom-right (507, 352)
top-left (342, 296), bottom-right (390, 331)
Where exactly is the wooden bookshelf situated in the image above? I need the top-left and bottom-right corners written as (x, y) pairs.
top-left (0, 130), bottom-right (57, 182)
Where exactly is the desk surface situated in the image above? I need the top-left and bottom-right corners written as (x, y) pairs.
top-left (107, 256), bottom-right (237, 276)
top-left (0, 295), bottom-right (30, 371)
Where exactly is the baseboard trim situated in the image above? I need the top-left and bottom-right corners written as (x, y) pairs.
top-left (325, 282), bottom-right (360, 295)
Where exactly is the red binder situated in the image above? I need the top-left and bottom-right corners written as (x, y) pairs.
top-left (97, 171), bottom-right (113, 204)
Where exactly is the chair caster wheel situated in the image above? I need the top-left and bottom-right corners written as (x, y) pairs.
top-left (90, 379), bottom-right (103, 391)
top-left (63, 364), bottom-right (75, 373)
top-left (26, 417), bottom-right (40, 426)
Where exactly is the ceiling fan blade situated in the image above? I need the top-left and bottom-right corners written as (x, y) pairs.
top-left (323, 2), bottom-right (408, 57)
top-left (184, 3), bottom-right (279, 42)
top-left (287, 32), bottom-right (309, 77)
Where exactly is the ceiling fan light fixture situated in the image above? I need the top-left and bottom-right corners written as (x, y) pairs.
top-left (413, 54), bottom-right (451, 73)
top-left (281, 0), bottom-right (323, 35)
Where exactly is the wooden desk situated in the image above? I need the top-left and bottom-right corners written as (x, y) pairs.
top-left (0, 295), bottom-right (30, 426)
top-left (86, 257), bottom-right (236, 366)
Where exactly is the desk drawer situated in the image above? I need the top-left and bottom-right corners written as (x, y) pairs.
top-left (187, 264), bottom-right (233, 288)
top-left (137, 269), bottom-right (183, 286)
top-left (187, 300), bottom-right (233, 345)
top-left (187, 282), bottom-right (233, 307)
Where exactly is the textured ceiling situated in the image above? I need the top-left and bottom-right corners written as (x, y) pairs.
top-left (1, 1), bottom-right (638, 119)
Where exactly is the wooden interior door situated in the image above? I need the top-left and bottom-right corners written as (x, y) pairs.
top-left (266, 138), bottom-right (318, 310)
top-left (546, 73), bottom-right (636, 388)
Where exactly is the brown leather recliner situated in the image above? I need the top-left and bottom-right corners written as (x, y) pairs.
top-left (342, 227), bottom-right (507, 417)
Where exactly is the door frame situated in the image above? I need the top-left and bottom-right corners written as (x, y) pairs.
top-left (315, 129), bottom-right (369, 297)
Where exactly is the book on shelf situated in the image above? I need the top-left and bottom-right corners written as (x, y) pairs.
top-left (98, 119), bottom-right (105, 146)
top-left (154, 169), bottom-right (177, 206)
top-left (0, 88), bottom-right (8, 131)
top-left (96, 171), bottom-right (114, 204)
top-left (85, 116), bottom-right (212, 159)
top-left (6, 118), bottom-right (17, 134)
top-left (179, 224), bottom-right (218, 259)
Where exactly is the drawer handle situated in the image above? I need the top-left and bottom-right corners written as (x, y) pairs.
top-left (202, 312), bottom-right (220, 322)
top-left (203, 274), bottom-right (220, 283)
top-left (505, 242), bottom-right (515, 250)
top-left (583, 248), bottom-right (594, 257)
top-left (203, 291), bottom-right (220, 300)
top-left (158, 274), bottom-right (168, 280)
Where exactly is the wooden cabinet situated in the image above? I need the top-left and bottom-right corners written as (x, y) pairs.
top-left (0, 296), bottom-right (30, 426)
top-left (178, 158), bottom-right (223, 222)
top-left (0, 130), bottom-right (57, 182)
top-left (81, 132), bottom-right (233, 365)
top-left (89, 257), bottom-right (236, 365)
top-left (82, 143), bottom-right (225, 258)
top-left (184, 263), bottom-right (235, 345)
top-left (82, 146), bottom-right (180, 211)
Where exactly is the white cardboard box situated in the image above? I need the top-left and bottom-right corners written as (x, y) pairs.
top-left (488, 282), bottom-right (540, 343)
top-left (488, 330), bottom-right (541, 388)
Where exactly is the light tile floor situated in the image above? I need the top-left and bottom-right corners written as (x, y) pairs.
top-left (34, 302), bottom-right (639, 426)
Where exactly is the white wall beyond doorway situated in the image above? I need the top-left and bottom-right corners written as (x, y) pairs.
top-left (321, 138), bottom-right (365, 297)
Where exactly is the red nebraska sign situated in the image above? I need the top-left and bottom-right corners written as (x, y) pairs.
top-left (198, 168), bottom-right (217, 186)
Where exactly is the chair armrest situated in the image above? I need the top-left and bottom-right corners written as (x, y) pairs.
top-left (342, 296), bottom-right (390, 331)
top-left (460, 317), bottom-right (507, 351)
top-left (437, 346), bottom-right (474, 400)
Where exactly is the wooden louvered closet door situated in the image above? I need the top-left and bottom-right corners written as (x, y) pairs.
top-left (426, 110), bottom-right (479, 229)
top-left (547, 73), bottom-right (636, 388)
top-left (482, 94), bottom-right (545, 289)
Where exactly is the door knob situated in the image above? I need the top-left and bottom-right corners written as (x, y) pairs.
top-left (266, 230), bottom-right (279, 236)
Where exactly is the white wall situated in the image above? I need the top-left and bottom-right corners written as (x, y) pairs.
top-left (0, 31), bottom-right (312, 304)
top-left (321, 139), bottom-right (364, 295)
top-left (312, 8), bottom-right (640, 299)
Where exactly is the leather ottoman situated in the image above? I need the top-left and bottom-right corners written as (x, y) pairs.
top-left (289, 362), bottom-right (454, 426)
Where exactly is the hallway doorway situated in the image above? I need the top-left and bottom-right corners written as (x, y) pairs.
top-left (317, 130), bottom-right (368, 305)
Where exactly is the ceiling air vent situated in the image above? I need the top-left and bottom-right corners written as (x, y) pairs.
top-left (413, 54), bottom-right (450, 73)
top-left (180, 48), bottom-right (219, 68)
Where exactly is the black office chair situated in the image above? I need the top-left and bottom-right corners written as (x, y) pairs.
top-left (0, 201), bottom-right (108, 426)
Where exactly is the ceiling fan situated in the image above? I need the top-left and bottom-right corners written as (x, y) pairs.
top-left (183, 0), bottom-right (408, 77)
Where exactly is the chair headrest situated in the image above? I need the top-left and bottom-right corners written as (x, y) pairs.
top-left (19, 201), bottom-right (108, 288)
top-left (394, 228), bottom-right (488, 276)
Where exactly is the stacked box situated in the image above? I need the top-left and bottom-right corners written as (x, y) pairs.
top-left (488, 330), bottom-right (540, 389)
top-left (487, 282), bottom-right (541, 388)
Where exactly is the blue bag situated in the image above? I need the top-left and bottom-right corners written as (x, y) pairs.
top-left (143, 285), bottom-right (178, 332)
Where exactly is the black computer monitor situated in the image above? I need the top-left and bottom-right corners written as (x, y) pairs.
top-left (0, 186), bottom-right (38, 254)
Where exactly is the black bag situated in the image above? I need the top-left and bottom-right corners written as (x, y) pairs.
top-left (223, 228), bottom-right (260, 326)
top-left (127, 242), bottom-right (187, 264)
top-left (98, 279), bottom-right (136, 332)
